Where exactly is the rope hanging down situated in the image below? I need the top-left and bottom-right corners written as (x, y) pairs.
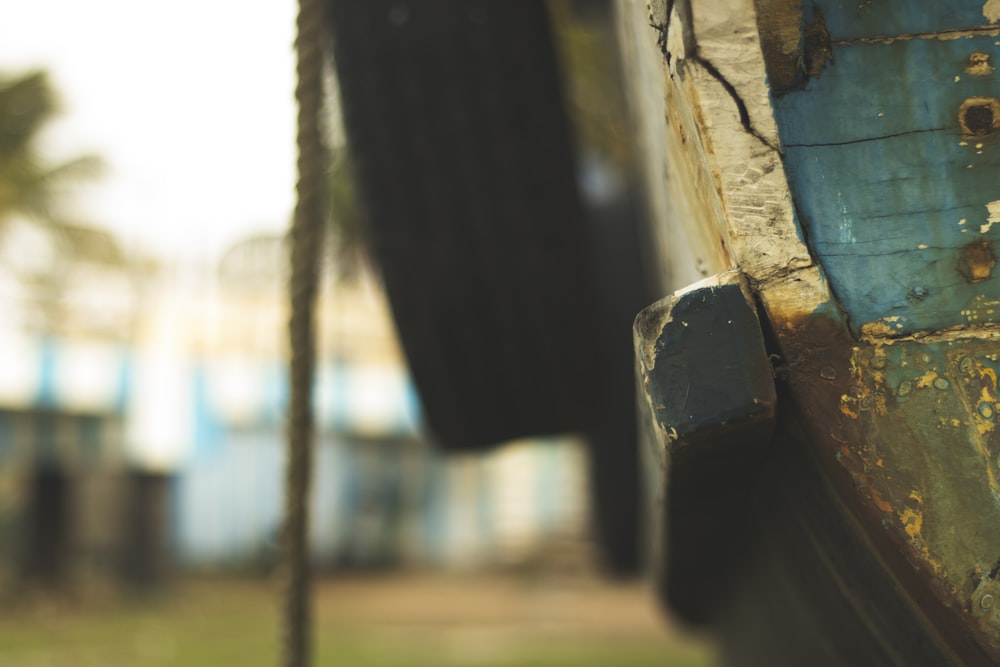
top-left (282, 0), bottom-right (327, 664)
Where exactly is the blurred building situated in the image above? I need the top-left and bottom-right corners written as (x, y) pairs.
top-left (0, 223), bottom-right (591, 590)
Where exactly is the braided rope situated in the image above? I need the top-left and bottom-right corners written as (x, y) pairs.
top-left (282, 0), bottom-right (327, 664)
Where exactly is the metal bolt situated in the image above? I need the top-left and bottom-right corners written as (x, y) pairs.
top-left (871, 356), bottom-right (887, 370)
top-left (820, 366), bottom-right (837, 381)
top-left (981, 593), bottom-right (995, 611)
top-left (859, 396), bottom-right (875, 411)
top-left (980, 402), bottom-right (995, 419)
top-left (961, 356), bottom-right (975, 374)
top-left (917, 352), bottom-right (932, 365)
top-left (934, 377), bottom-right (950, 390)
top-left (898, 380), bottom-right (913, 397)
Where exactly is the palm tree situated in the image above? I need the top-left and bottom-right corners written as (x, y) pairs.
top-left (0, 69), bottom-right (101, 233)
top-left (0, 70), bottom-right (130, 335)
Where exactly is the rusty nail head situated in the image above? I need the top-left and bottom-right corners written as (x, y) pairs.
top-left (959, 97), bottom-right (1000, 136)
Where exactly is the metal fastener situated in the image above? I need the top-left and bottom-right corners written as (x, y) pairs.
top-left (961, 357), bottom-right (975, 374)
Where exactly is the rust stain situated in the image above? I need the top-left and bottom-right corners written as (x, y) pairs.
top-left (869, 486), bottom-right (894, 514)
top-left (958, 239), bottom-right (997, 283)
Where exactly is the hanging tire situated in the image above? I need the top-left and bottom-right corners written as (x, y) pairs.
top-left (326, 0), bottom-right (647, 574)
top-left (327, 0), bottom-right (605, 449)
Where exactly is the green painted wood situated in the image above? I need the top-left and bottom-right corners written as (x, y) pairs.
top-left (844, 336), bottom-right (1000, 655)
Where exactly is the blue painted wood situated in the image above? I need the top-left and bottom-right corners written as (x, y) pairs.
top-left (809, 1), bottom-right (998, 42)
top-left (772, 9), bottom-right (1000, 335)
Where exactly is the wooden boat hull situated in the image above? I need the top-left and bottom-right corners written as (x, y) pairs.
top-left (623, 0), bottom-right (1000, 662)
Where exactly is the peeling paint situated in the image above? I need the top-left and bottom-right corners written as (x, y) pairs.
top-left (916, 370), bottom-right (940, 389)
top-left (988, 200), bottom-right (1000, 226)
top-left (986, 0), bottom-right (1000, 24)
top-left (968, 52), bottom-right (996, 75)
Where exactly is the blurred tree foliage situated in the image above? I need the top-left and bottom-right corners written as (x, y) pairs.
top-left (326, 148), bottom-right (364, 279)
top-left (0, 70), bottom-right (103, 234)
top-left (549, 0), bottom-right (633, 168)
top-left (0, 70), bottom-right (134, 337)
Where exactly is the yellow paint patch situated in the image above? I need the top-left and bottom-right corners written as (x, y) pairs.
top-left (900, 507), bottom-right (923, 539)
top-left (908, 490), bottom-right (923, 503)
top-left (861, 321), bottom-right (895, 337)
top-left (978, 365), bottom-right (999, 389)
top-left (916, 370), bottom-right (939, 389)
top-left (986, 0), bottom-right (1000, 24)
top-left (978, 385), bottom-right (998, 435)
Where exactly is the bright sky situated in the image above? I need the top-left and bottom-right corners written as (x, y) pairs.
top-left (0, 0), bottom-right (299, 261)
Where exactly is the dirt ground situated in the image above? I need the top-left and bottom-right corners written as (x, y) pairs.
top-left (318, 568), bottom-right (695, 637)
top-left (0, 566), bottom-right (718, 666)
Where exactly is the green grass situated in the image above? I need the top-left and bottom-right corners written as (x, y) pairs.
top-left (0, 574), bottom-right (716, 666)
